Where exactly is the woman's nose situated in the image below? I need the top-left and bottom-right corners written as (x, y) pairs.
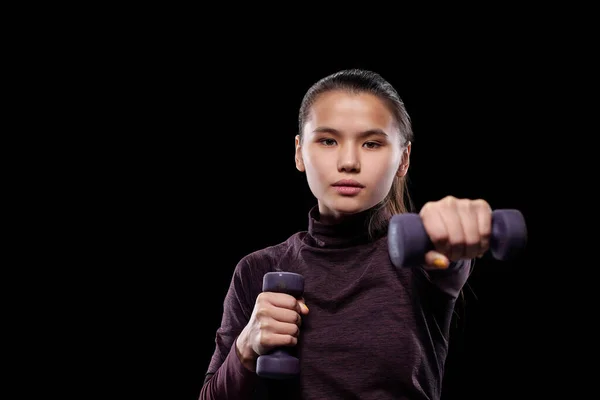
top-left (337, 147), bottom-right (360, 173)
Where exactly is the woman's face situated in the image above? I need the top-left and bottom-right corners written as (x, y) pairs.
top-left (295, 90), bottom-right (410, 223)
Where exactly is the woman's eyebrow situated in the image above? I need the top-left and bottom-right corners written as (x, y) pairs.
top-left (313, 126), bottom-right (389, 138)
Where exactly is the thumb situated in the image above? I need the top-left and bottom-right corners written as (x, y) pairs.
top-left (297, 298), bottom-right (309, 315)
top-left (424, 251), bottom-right (450, 270)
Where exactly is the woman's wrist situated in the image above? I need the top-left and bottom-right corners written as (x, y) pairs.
top-left (235, 332), bottom-right (257, 372)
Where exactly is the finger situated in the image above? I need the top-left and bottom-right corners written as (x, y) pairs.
top-left (267, 306), bottom-right (302, 325)
top-left (263, 292), bottom-right (299, 310)
top-left (420, 205), bottom-right (451, 256)
top-left (457, 201), bottom-right (481, 259)
top-left (297, 298), bottom-right (309, 315)
top-left (424, 250), bottom-right (450, 270)
top-left (262, 332), bottom-right (299, 348)
top-left (261, 318), bottom-right (301, 338)
top-left (474, 199), bottom-right (492, 257)
top-left (438, 204), bottom-right (466, 261)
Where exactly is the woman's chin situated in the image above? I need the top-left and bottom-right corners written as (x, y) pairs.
top-left (320, 197), bottom-right (375, 216)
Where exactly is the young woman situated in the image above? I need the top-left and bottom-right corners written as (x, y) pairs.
top-left (200, 69), bottom-right (493, 400)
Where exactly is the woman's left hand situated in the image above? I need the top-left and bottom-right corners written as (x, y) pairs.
top-left (419, 196), bottom-right (492, 269)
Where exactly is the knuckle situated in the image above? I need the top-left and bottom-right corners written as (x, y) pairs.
top-left (256, 307), bottom-right (268, 318)
top-left (443, 195), bottom-right (457, 207)
top-left (256, 292), bottom-right (268, 303)
top-left (473, 198), bottom-right (491, 212)
top-left (457, 198), bottom-right (471, 211)
top-left (259, 320), bottom-right (269, 330)
top-left (419, 202), bottom-right (432, 216)
top-left (258, 331), bottom-right (269, 345)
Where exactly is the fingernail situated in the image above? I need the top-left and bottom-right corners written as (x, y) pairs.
top-left (433, 257), bottom-right (449, 269)
top-left (302, 303), bottom-right (309, 312)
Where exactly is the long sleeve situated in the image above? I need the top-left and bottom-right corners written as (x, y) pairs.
top-left (199, 254), bottom-right (265, 399)
top-left (199, 342), bottom-right (258, 399)
top-left (421, 258), bottom-right (473, 299)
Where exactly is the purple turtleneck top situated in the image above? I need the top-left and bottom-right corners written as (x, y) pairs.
top-left (200, 206), bottom-right (472, 400)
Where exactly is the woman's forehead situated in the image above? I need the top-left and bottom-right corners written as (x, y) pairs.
top-left (305, 91), bottom-right (397, 136)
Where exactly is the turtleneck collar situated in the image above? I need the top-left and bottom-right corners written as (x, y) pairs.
top-left (306, 204), bottom-right (388, 249)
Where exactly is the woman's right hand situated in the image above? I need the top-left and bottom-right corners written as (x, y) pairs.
top-left (235, 292), bottom-right (309, 371)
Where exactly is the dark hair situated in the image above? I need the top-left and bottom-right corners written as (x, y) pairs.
top-left (297, 68), bottom-right (415, 238)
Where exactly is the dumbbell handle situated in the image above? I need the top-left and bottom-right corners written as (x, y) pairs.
top-left (256, 272), bottom-right (305, 379)
top-left (388, 209), bottom-right (527, 268)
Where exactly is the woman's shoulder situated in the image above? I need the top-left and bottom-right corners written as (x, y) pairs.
top-left (235, 231), bottom-right (308, 275)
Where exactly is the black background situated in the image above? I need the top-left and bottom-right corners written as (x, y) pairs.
top-left (123, 59), bottom-right (551, 399)
top-left (81, 22), bottom-right (589, 399)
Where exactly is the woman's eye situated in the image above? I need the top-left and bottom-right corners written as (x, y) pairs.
top-left (364, 142), bottom-right (381, 149)
top-left (320, 139), bottom-right (336, 146)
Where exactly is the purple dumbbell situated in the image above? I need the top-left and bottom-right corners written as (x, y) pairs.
top-left (388, 209), bottom-right (528, 268)
top-left (256, 271), bottom-right (305, 380)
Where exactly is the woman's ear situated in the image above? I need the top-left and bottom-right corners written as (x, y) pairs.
top-left (295, 135), bottom-right (305, 172)
top-left (397, 141), bottom-right (411, 177)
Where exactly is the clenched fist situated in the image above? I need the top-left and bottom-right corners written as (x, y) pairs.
top-left (419, 196), bottom-right (492, 269)
top-left (235, 291), bottom-right (309, 371)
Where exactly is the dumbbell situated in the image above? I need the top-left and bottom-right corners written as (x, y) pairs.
top-left (256, 271), bottom-right (305, 380)
top-left (388, 209), bottom-right (527, 268)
